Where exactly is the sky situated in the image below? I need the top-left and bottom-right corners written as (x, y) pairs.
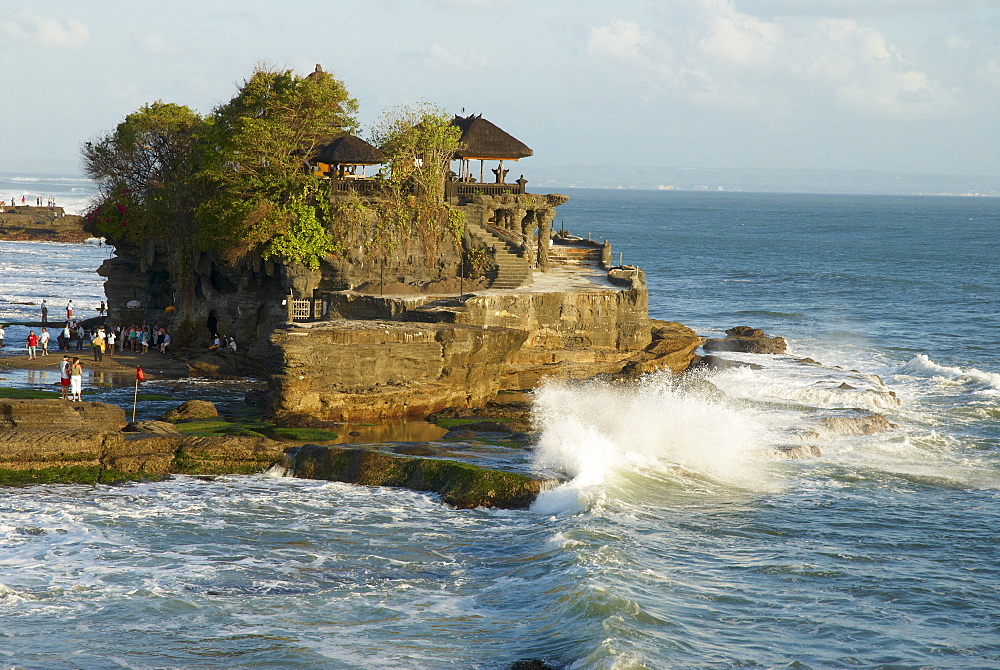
top-left (2, 0), bottom-right (999, 180)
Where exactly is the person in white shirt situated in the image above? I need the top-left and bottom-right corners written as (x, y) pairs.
top-left (59, 355), bottom-right (71, 400)
top-left (39, 327), bottom-right (50, 355)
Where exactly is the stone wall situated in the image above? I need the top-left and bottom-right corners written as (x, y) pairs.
top-left (268, 320), bottom-right (530, 422)
top-left (267, 271), bottom-right (654, 422)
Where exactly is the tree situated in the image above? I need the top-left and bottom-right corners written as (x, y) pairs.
top-left (371, 102), bottom-right (461, 203)
top-left (81, 102), bottom-right (203, 243)
top-left (195, 64), bottom-right (359, 267)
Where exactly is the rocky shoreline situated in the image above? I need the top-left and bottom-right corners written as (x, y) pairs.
top-left (0, 208), bottom-right (90, 243)
top-left (0, 319), bottom-right (908, 508)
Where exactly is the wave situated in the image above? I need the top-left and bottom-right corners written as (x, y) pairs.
top-left (530, 377), bottom-right (782, 513)
top-left (897, 354), bottom-right (1000, 391)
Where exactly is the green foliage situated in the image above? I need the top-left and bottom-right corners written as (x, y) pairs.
top-left (271, 427), bottom-right (339, 441)
top-left (0, 388), bottom-right (60, 399)
top-left (371, 103), bottom-right (460, 202)
top-left (328, 104), bottom-right (465, 262)
top-left (82, 102), bottom-right (203, 244)
top-left (82, 67), bottom-right (468, 274)
top-left (463, 247), bottom-right (489, 279)
top-left (196, 65), bottom-right (356, 267)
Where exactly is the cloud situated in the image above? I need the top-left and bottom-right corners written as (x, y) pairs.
top-left (587, 0), bottom-right (963, 119)
top-left (429, 0), bottom-right (511, 11)
top-left (588, 20), bottom-right (654, 60)
top-left (413, 43), bottom-right (488, 72)
top-left (138, 34), bottom-right (181, 57)
top-left (0, 9), bottom-right (88, 49)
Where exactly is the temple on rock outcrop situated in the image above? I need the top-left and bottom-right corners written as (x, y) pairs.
top-left (96, 81), bottom-right (701, 424)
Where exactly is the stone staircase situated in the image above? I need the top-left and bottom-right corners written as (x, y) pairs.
top-left (466, 222), bottom-right (532, 290)
top-left (548, 242), bottom-right (604, 268)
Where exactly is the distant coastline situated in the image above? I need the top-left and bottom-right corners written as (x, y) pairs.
top-left (527, 165), bottom-right (1000, 197)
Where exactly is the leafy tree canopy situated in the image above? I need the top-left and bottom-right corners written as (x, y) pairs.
top-left (82, 102), bottom-right (203, 244)
top-left (81, 66), bottom-right (464, 271)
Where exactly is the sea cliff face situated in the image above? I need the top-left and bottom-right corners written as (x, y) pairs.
top-left (268, 320), bottom-right (530, 422)
top-left (264, 271), bottom-right (705, 422)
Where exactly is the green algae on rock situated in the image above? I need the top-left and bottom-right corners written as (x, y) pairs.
top-left (288, 444), bottom-right (544, 509)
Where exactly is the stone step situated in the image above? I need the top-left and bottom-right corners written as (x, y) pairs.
top-left (467, 222), bottom-right (531, 289)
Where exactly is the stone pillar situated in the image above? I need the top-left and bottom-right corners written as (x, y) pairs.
top-left (512, 208), bottom-right (527, 234)
top-left (537, 209), bottom-right (555, 272)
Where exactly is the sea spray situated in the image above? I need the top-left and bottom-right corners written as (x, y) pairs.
top-left (897, 353), bottom-right (1000, 395)
top-left (530, 375), bottom-right (781, 513)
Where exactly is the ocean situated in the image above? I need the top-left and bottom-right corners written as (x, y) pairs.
top-left (1, 183), bottom-right (999, 669)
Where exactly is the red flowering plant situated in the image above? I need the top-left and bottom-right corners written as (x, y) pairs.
top-left (83, 185), bottom-right (140, 241)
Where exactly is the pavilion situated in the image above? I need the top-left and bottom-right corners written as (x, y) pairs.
top-left (451, 114), bottom-right (532, 185)
top-left (310, 134), bottom-right (386, 180)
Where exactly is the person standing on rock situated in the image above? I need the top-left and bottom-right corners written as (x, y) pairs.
top-left (59, 355), bottom-right (71, 400)
top-left (60, 323), bottom-right (71, 351)
top-left (91, 330), bottom-right (105, 362)
top-left (0, 324), bottom-right (5, 348)
top-left (41, 300), bottom-right (48, 324)
top-left (69, 356), bottom-right (83, 401)
top-left (75, 324), bottom-right (85, 350)
top-left (26, 330), bottom-right (38, 360)
top-left (66, 300), bottom-right (73, 321)
top-left (39, 327), bottom-right (50, 356)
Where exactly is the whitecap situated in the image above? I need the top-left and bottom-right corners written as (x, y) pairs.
top-left (897, 354), bottom-right (1000, 391)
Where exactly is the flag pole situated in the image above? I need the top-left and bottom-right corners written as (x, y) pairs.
top-left (132, 366), bottom-right (144, 422)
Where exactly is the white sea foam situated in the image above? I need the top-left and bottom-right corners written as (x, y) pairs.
top-left (530, 376), bottom-right (781, 513)
top-left (897, 354), bottom-right (1000, 393)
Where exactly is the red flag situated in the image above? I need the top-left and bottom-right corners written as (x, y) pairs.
top-left (136, 366), bottom-right (145, 382)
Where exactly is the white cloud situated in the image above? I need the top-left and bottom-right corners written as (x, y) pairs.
top-left (421, 43), bottom-right (488, 71)
top-left (139, 34), bottom-right (181, 57)
top-left (0, 9), bottom-right (88, 49)
top-left (588, 20), bottom-right (654, 61)
top-left (587, 0), bottom-right (962, 120)
top-left (429, 0), bottom-right (511, 11)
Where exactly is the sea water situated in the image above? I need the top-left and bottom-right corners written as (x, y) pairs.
top-left (1, 188), bottom-right (999, 669)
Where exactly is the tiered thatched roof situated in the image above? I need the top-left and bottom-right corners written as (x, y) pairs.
top-left (452, 115), bottom-right (532, 161)
top-left (313, 135), bottom-right (386, 166)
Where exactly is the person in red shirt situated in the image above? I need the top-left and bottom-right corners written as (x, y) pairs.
top-left (26, 331), bottom-right (38, 360)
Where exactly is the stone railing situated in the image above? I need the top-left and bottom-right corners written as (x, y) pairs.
top-left (330, 179), bottom-right (382, 195)
top-left (446, 180), bottom-right (526, 201)
top-left (484, 223), bottom-right (529, 251)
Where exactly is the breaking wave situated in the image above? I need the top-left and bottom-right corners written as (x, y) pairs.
top-left (897, 354), bottom-right (1000, 393)
top-left (530, 376), bottom-right (782, 513)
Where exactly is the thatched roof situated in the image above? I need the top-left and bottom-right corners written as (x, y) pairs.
top-left (313, 135), bottom-right (386, 166)
top-left (305, 64), bottom-right (327, 82)
top-left (452, 114), bottom-right (532, 161)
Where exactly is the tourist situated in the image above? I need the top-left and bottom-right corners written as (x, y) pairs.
top-left (75, 324), bottom-right (85, 350)
top-left (106, 329), bottom-right (116, 355)
top-left (91, 330), bottom-right (105, 362)
top-left (39, 327), bottom-right (50, 356)
top-left (139, 328), bottom-right (148, 354)
top-left (159, 330), bottom-right (171, 354)
top-left (60, 323), bottom-right (71, 351)
top-left (69, 357), bottom-right (83, 401)
top-left (41, 299), bottom-right (48, 324)
top-left (59, 355), bottom-right (71, 400)
top-left (0, 324), bottom-right (5, 348)
top-left (26, 331), bottom-right (38, 360)
top-left (99, 300), bottom-right (106, 317)
top-left (66, 300), bottom-right (73, 320)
